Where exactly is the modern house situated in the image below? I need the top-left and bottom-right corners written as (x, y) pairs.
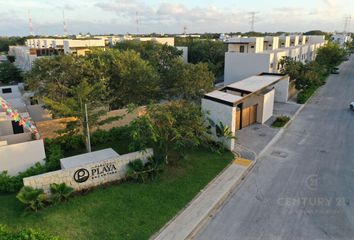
top-left (224, 35), bottom-right (326, 84)
top-left (202, 73), bottom-right (290, 150)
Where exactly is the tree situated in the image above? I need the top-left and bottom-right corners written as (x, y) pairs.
top-left (88, 49), bottom-right (161, 109)
top-left (316, 42), bottom-right (347, 69)
top-left (26, 55), bottom-right (108, 151)
top-left (179, 40), bottom-right (227, 78)
top-left (279, 56), bottom-right (304, 81)
top-left (114, 40), bottom-right (182, 75)
top-left (0, 62), bottom-right (23, 84)
top-left (163, 59), bottom-right (214, 101)
top-left (130, 101), bottom-right (207, 164)
top-left (0, 37), bottom-right (26, 52)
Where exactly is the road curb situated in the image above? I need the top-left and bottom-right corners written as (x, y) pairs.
top-left (150, 152), bottom-right (247, 240)
top-left (187, 161), bottom-right (255, 239)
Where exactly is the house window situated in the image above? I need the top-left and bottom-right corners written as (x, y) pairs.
top-left (240, 46), bottom-right (245, 53)
top-left (250, 46), bottom-right (254, 48)
top-left (2, 88), bottom-right (12, 94)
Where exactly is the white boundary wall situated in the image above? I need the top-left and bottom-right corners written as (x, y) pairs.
top-left (23, 149), bottom-right (153, 193)
top-left (0, 139), bottom-right (46, 176)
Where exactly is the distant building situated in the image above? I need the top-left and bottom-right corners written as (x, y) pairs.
top-left (331, 34), bottom-right (352, 48)
top-left (224, 35), bottom-right (326, 84)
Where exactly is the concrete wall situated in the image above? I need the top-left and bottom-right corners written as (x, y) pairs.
top-left (0, 121), bottom-right (13, 136)
top-left (0, 139), bottom-right (46, 176)
top-left (0, 132), bottom-right (32, 145)
top-left (260, 89), bottom-right (275, 124)
top-left (201, 99), bottom-right (236, 150)
top-left (0, 85), bottom-right (22, 99)
top-left (23, 149), bottom-right (153, 193)
top-left (224, 53), bottom-right (271, 84)
top-left (274, 78), bottom-right (290, 102)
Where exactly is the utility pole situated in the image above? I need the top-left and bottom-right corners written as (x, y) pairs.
top-left (63, 10), bottom-right (68, 36)
top-left (136, 11), bottom-right (140, 34)
top-left (85, 103), bottom-right (91, 153)
top-left (344, 15), bottom-right (351, 35)
top-left (28, 9), bottom-right (34, 36)
top-left (248, 11), bottom-right (258, 32)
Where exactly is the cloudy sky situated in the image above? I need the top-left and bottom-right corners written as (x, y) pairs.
top-left (0, 0), bottom-right (353, 36)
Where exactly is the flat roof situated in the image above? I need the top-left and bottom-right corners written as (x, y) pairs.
top-left (227, 74), bottom-right (285, 93)
top-left (203, 73), bottom-right (287, 106)
top-left (204, 90), bottom-right (243, 105)
top-left (60, 148), bottom-right (120, 169)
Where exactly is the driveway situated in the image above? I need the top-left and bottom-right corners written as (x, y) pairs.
top-left (196, 55), bottom-right (354, 240)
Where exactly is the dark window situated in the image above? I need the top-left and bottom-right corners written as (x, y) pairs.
top-left (2, 88), bottom-right (12, 94)
top-left (240, 46), bottom-right (245, 53)
top-left (250, 46), bottom-right (254, 48)
top-left (11, 121), bottom-right (24, 134)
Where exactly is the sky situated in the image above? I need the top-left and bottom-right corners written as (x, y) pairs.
top-left (0, 0), bottom-right (353, 36)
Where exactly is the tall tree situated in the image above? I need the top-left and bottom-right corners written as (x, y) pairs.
top-left (316, 42), bottom-right (347, 69)
top-left (180, 40), bottom-right (227, 78)
top-left (26, 55), bottom-right (108, 150)
top-left (88, 49), bottom-right (161, 109)
top-left (163, 59), bottom-right (214, 101)
top-left (130, 100), bottom-right (207, 164)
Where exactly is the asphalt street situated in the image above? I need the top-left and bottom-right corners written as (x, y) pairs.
top-left (196, 55), bottom-right (354, 240)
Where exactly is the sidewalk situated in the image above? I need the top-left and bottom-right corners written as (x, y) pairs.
top-left (151, 158), bottom-right (253, 240)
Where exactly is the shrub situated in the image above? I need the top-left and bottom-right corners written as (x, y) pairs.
top-left (126, 158), bottom-right (161, 183)
top-left (0, 224), bottom-right (60, 240)
top-left (0, 163), bottom-right (47, 193)
top-left (16, 186), bottom-right (48, 212)
top-left (45, 144), bottom-right (64, 171)
top-left (272, 115), bottom-right (290, 128)
top-left (49, 183), bottom-right (74, 204)
top-left (297, 86), bottom-right (318, 104)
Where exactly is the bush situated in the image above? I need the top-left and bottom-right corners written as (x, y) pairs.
top-left (16, 186), bottom-right (48, 212)
top-left (49, 183), bottom-right (74, 204)
top-left (0, 224), bottom-right (60, 240)
top-left (0, 163), bottom-right (47, 193)
top-left (272, 115), bottom-right (291, 128)
top-left (126, 158), bottom-right (161, 183)
top-left (45, 144), bottom-right (64, 171)
top-left (297, 86), bottom-right (318, 104)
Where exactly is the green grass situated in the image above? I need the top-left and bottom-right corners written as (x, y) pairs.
top-left (0, 148), bottom-right (233, 240)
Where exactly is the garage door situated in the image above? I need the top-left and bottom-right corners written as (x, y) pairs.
top-left (236, 105), bottom-right (257, 130)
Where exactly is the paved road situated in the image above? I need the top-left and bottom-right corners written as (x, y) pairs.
top-left (196, 55), bottom-right (354, 240)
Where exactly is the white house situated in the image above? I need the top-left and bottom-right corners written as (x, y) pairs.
top-left (202, 73), bottom-right (290, 150)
